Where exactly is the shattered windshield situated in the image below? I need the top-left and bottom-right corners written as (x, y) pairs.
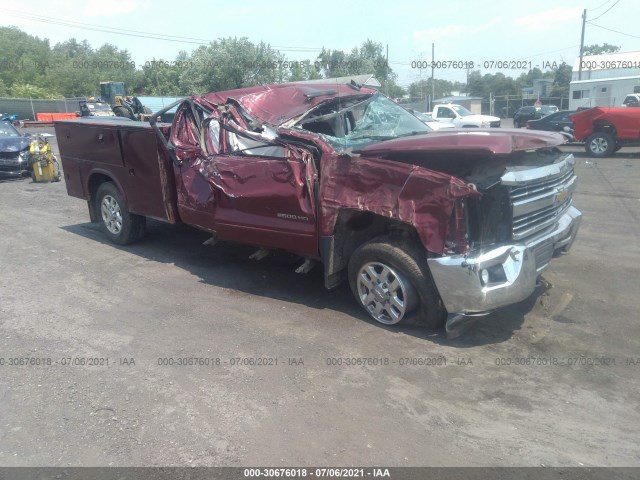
top-left (296, 93), bottom-right (429, 150)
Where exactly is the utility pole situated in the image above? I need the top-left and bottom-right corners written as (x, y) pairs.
top-left (386, 44), bottom-right (389, 96)
top-left (578, 9), bottom-right (586, 80)
top-left (431, 43), bottom-right (435, 103)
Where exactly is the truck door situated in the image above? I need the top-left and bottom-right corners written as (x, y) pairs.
top-left (167, 101), bottom-right (318, 257)
top-left (168, 100), bottom-right (219, 231)
top-left (434, 106), bottom-right (456, 124)
top-left (204, 119), bottom-right (318, 256)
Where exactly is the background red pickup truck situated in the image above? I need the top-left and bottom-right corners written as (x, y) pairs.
top-left (571, 107), bottom-right (640, 157)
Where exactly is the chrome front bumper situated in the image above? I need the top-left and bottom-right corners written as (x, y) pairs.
top-left (428, 206), bottom-right (582, 330)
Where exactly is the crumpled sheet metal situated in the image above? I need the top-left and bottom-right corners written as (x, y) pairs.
top-left (204, 83), bottom-right (376, 127)
top-left (319, 154), bottom-right (480, 255)
top-left (174, 145), bottom-right (316, 225)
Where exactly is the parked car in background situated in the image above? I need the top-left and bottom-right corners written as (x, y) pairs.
top-left (513, 106), bottom-right (540, 128)
top-left (539, 105), bottom-right (559, 115)
top-left (78, 100), bottom-right (116, 117)
top-left (622, 94), bottom-right (640, 107)
top-left (526, 110), bottom-right (576, 134)
top-left (431, 104), bottom-right (500, 128)
top-left (411, 110), bottom-right (455, 130)
top-left (0, 121), bottom-right (31, 176)
top-left (513, 105), bottom-right (559, 128)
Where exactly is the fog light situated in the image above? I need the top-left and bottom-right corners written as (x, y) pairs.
top-left (480, 268), bottom-right (490, 285)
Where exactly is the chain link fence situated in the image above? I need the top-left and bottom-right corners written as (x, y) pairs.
top-left (0, 96), bottom-right (87, 121)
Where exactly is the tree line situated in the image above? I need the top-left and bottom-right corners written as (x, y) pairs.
top-left (0, 26), bottom-right (617, 101)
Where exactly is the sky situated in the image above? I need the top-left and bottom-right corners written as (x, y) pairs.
top-left (1, 0), bottom-right (639, 88)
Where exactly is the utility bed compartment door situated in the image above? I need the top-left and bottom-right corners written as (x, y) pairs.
top-left (120, 128), bottom-right (177, 222)
top-left (55, 121), bottom-right (177, 223)
top-left (57, 124), bottom-right (123, 167)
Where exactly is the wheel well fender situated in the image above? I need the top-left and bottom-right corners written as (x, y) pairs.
top-left (320, 209), bottom-right (422, 288)
top-left (592, 121), bottom-right (616, 138)
top-left (87, 171), bottom-right (128, 222)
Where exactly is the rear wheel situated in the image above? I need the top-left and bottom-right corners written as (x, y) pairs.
top-left (96, 182), bottom-right (145, 245)
top-left (348, 236), bottom-right (446, 329)
top-left (585, 132), bottom-right (615, 157)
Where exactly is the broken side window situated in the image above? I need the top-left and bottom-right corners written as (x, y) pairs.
top-left (225, 121), bottom-right (285, 158)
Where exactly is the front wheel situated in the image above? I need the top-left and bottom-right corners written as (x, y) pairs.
top-left (585, 132), bottom-right (615, 157)
top-left (348, 236), bottom-right (446, 329)
top-left (113, 106), bottom-right (134, 120)
top-left (95, 182), bottom-right (145, 245)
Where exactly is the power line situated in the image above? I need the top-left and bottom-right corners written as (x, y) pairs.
top-left (587, 21), bottom-right (640, 40)
top-left (588, 0), bottom-right (620, 21)
top-left (3, 8), bottom-right (324, 52)
top-left (589, 0), bottom-right (616, 12)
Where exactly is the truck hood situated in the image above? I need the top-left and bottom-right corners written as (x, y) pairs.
top-left (357, 129), bottom-right (564, 157)
top-left (0, 136), bottom-right (30, 153)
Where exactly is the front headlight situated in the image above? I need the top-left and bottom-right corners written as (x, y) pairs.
top-left (18, 151), bottom-right (29, 163)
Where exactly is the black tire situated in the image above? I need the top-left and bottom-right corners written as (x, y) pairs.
top-left (614, 144), bottom-right (622, 152)
top-left (348, 236), bottom-right (446, 329)
top-left (585, 132), bottom-right (615, 157)
top-left (113, 106), bottom-right (134, 120)
top-left (95, 182), bottom-right (145, 245)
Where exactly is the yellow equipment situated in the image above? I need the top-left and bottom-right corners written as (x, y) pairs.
top-left (29, 134), bottom-right (61, 183)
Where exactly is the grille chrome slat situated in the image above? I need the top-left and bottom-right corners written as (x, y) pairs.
top-left (510, 168), bottom-right (574, 200)
top-left (504, 154), bottom-right (577, 241)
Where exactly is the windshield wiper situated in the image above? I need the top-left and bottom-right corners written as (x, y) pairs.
top-left (347, 134), bottom-right (396, 141)
top-left (395, 131), bottom-right (429, 138)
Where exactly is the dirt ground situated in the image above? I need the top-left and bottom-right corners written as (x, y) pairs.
top-left (0, 127), bottom-right (639, 468)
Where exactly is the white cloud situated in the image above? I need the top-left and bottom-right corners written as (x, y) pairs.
top-left (514, 7), bottom-right (582, 31)
top-left (82, 0), bottom-right (151, 17)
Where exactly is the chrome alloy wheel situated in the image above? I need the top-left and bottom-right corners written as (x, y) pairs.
top-left (356, 262), bottom-right (415, 325)
top-left (101, 195), bottom-right (123, 235)
top-left (589, 136), bottom-right (609, 154)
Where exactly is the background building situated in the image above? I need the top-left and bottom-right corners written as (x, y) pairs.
top-left (569, 51), bottom-right (640, 110)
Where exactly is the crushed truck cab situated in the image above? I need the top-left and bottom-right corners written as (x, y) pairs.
top-left (55, 81), bottom-right (581, 337)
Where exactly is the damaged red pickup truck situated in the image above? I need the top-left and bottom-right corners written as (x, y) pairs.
top-left (55, 81), bottom-right (582, 336)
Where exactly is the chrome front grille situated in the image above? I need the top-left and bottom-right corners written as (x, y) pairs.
top-left (502, 154), bottom-right (577, 241)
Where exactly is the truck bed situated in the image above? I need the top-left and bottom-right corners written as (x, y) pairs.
top-left (55, 119), bottom-right (178, 223)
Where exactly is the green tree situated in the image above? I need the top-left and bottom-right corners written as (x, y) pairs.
top-left (582, 43), bottom-right (620, 56)
top-left (45, 39), bottom-right (138, 97)
top-left (0, 26), bottom-right (50, 93)
top-left (180, 38), bottom-right (285, 93)
top-left (9, 83), bottom-right (61, 99)
top-left (315, 40), bottom-right (404, 97)
top-left (549, 62), bottom-right (572, 98)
